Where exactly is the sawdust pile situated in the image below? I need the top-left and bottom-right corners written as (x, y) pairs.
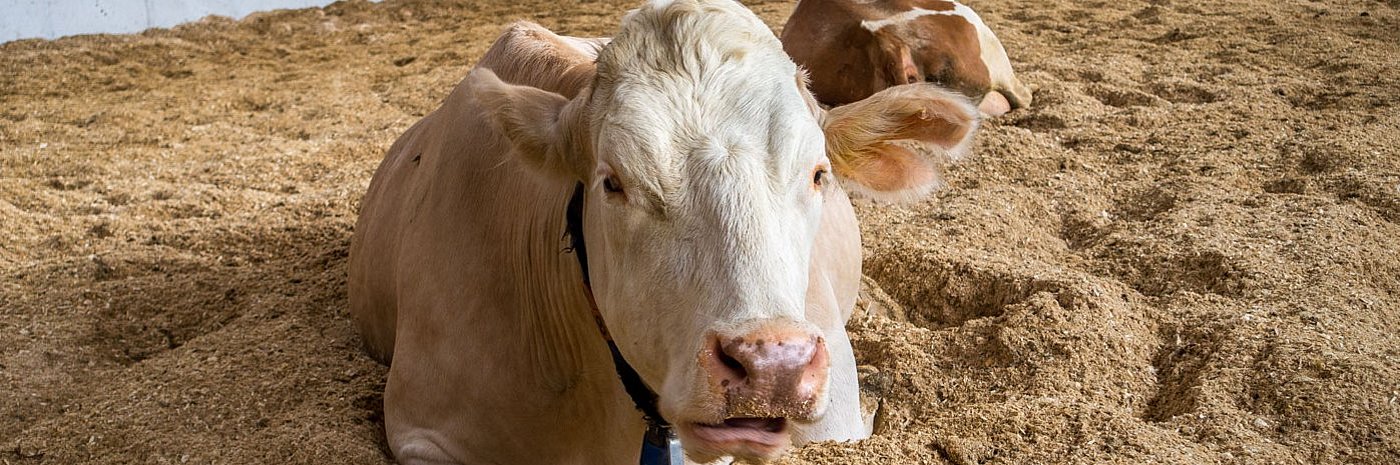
top-left (2, 0), bottom-right (1397, 463)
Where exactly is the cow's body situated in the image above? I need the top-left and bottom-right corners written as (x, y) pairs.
top-left (350, 21), bottom-right (864, 465)
top-left (349, 25), bottom-right (645, 465)
top-left (782, 0), bottom-right (1032, 115)
top-left (350, 2), bottom-right (978, 464)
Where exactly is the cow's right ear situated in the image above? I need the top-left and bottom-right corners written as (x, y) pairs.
top-left (467, 68), bottom-right (590, 180)
top-left (822, 83), bottom-right (979, 203)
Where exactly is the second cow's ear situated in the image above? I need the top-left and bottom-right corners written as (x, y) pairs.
top-left (871, 28), bottom-right (920, 88)
top-left (821, 83), bottom-right (979, 203)
top-left (467, 68), bottom-right (591, 180)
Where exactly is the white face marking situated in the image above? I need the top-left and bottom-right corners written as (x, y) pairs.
top-left (950, 2), bottom-right (1020, 93)
top-left (859, 1), bottom-right (980, 32)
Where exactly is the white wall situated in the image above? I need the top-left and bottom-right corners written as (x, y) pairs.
top-left (0, 0), bottom-right (367, 43)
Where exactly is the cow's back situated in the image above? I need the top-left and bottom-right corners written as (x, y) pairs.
top-left (479, 22), bottom-right (605, 99)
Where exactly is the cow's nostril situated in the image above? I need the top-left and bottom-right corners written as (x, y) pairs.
top-left (716, 340), bottom-right (748, 382)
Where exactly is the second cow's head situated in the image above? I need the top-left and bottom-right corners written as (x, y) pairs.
top-left (469, 0), bottom-right (977, 461)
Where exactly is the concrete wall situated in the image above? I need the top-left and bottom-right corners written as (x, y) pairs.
top-left (1, 0), bottom-right (359, 43)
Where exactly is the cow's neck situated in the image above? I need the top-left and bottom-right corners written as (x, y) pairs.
top-left (508, 183), bottom-right (619, 400)
top-left (565, 183), bottom-right (683, 463)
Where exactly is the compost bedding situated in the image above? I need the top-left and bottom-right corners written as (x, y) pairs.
top-left (2, 0), bottom-right (1398, 463)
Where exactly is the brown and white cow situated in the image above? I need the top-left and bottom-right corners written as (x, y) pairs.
top-left (348, 1), bottom-right (978, 464)
top-left (781, 0), bottom-right (1033, 116)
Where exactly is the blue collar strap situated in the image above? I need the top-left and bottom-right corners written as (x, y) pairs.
top-left (641, 425), bottom-right (684, 465)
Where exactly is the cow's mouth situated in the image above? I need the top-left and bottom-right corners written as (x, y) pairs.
top-left (686, 417), bottom-right (789, 453)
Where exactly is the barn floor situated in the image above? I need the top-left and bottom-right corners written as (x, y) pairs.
top-left (2, 0), bottom-right (1397, 463)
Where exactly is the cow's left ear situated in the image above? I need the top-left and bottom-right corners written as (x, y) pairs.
top-left (821, 83), bottom-right (979, 203)
top-left (467, 68), bottom-right (591, 180)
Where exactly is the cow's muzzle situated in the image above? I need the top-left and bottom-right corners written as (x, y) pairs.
top-left (683, 324), bottom-right (829, 458)
top-left (705, 327), bottom-right (828, 418)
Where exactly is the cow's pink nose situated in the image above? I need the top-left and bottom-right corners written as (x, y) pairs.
top-left (705, 327), bottom-right (829, 418)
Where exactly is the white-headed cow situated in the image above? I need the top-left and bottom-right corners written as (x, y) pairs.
top-left (348, 1), bottom-right (979, 463)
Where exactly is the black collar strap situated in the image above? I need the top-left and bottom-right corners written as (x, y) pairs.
top-left (565, 183), bottom-right (682, 465)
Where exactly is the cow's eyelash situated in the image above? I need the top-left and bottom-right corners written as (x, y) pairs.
top-left (603, 175), bottom-right (624, 195)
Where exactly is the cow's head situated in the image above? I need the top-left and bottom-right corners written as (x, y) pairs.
top-left (468, 0), bottom-right (976, 461)
top-left (782, 0), bottom-right (1033, 116)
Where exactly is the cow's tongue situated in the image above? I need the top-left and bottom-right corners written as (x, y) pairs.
top-left (721, 417), bottom-right (785, 433)
top-left (691, 417), bottom-right (787, 446)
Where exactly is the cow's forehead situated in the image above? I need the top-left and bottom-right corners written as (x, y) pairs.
top-left (585, 0), bottom-right (823, 201)
top-left (590, 74), bottom-right (823, 216)
top-left (594, 67), bottom-right (810, 143)
top-left (595, 0), bottom-right (793, 88)
top-left (859, 0), bottom-right (976, 33)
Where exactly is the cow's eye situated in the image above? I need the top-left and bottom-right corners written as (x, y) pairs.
top-left (603, 175), bottom-right (624, 195)
top-left (813, 167), bottom-right (828, 187)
